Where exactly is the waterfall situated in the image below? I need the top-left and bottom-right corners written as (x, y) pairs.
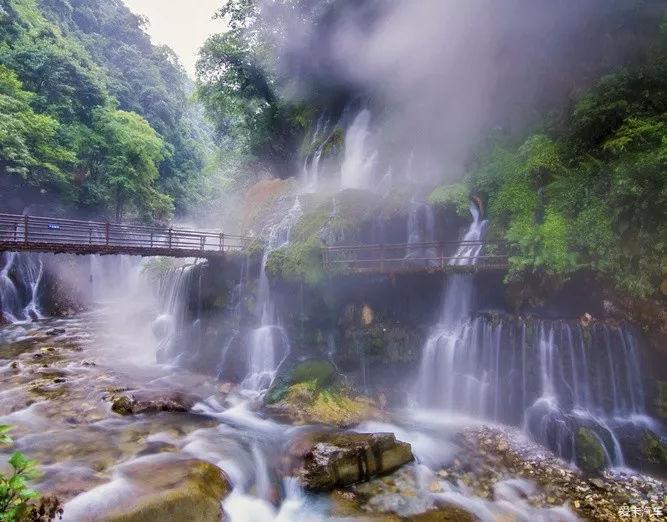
top-left (340, 109), bottom-right (378, 190)
top-left (414, 201), bottom-right (487, 406)
top-left (416, 310), bottom-right (653, 465)
top-left (405, 199), bottom-right (436, 265)
top-left (413, 198), bottom-right (655, 465)
top-left (153, 263), bottom-right (199, 363)
top-left (0, 253), bottom-right (20, 323)
top-left (0, 252), bottom-right (44, 323)
top-left (302, 115), bottom-right (330, 191)
top-left (241, 199), bottom-right (302, 392)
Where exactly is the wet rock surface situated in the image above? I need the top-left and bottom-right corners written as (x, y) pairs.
top-left (63, 454), bottom-right (230, 522)
top-left (288, 430), bottom-right (414, 490)
top-left (0, 316), bottom-right (222, 508)
top-left (443, 426), bottom-right (666, 521)
top-left (110, 389), bottom-right (200, 415)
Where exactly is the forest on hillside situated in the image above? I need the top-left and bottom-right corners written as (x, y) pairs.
top-left (0, 0), bottom-right (214, 221)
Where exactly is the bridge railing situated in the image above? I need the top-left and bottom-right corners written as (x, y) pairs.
top-left (323, 240), bottom-right (508, 274)
top-left (0, 213), bottom-right (249, 255)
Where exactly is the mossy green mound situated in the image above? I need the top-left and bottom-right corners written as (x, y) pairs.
top-left (264, 360), bottom-right (384, 427)
top-left (575, 427), bottom-right (606, 475)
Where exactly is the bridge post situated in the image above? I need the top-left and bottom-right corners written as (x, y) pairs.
top-left (105, 222), bottom-right (110, 246)
top-left (23, 215), bottom-right (28, 244)
top-left (89, 226), bottom-right (92, 245)
top-left (219, 233), bottom-right (224, 251)
top-left (168, 228), bottom-right (173, 249)
top-left (440, 243), bottom-right (445, 270)
top-left (380, 244), bottom-right (384, 272)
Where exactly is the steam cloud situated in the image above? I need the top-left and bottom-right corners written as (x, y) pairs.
top-left (266, 0), bottom-right (647, 185)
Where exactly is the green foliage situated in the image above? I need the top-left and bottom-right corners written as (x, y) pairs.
top-left (427, 182), bottom-right (469, 216)
top-left (266, 236), bottom-right (324, 285)
top-left (469, 54), bottom-right (667, 297)
top-left (196, 0), bottom-right (332, 180)
top-left (0, 65), bottom-right (75, 186)
top-left (82, 108), bottom-right (172, 222)
top-left (0, 425), bottom-right (40, 522)
top-left (0, 0), bottom-right (213, 219)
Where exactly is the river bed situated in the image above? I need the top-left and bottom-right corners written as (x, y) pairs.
top-left (0, 311), bottom-right (664, 521)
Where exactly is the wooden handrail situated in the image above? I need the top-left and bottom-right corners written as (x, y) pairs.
top-left (322, 240), bottom-right (509, 275)
top-left (0, 212), bottom-right (252, 258)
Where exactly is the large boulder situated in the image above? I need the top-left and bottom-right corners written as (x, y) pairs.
top-left (288, 431), bottom-right (413, 490)
top-left (62, 455), bottom-right (230, 522)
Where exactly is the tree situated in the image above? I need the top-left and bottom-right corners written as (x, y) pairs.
top-left (83, 108), bottom-right (173, 222)
top-left (0, 65), bottom-right (75, 190)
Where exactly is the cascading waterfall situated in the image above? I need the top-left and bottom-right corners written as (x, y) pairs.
top-left (414, 203), bottom-right (656, 467)
top-left (153, 263), bottom-right (199, 363)
top-left (301, 115), bottom-right (331, 191)
top-left (340, 109), bottom-right (378, 190)
top-left (0, 252), bottom-right (43, 322)
top-left (405, 198), bottom-right (436, 264)
top-left (241, 199), bottom-right (302, 392)
top-left (0, 252), bottom-right (20, 323)
top-left (414, 201), bottom-right (487, 406)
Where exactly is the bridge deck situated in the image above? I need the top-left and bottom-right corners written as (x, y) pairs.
top-left (323, 240), bottom-right (509, 275)
top-left (0, 213), bottom-right (248, 258)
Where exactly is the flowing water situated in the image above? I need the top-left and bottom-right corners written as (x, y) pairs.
top-left (242, 198), bottom-right (303, 393)
top-left (340, 110), bottom-right (378, 190)
top-left (414, 203), bottom-right (660, 468)
top-left (0, 243), bottom-right (663, 521)
top-left (0, 252), bottom-right (44, 323)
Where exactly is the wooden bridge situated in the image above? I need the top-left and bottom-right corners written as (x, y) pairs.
top-left (0, 213), bottom-right (249, 259)
top-left (323, 240), bottom-right (509, 275)
top-left (0, 212), bottom-right (509, 272)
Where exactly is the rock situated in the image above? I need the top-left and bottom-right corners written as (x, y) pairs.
top-left (575, 427), bottom-right (606, 475)
top-left (265, 359), bottom-right (385, 427)
top-left (405, 506), bottom-right (476, 521)
top-left (289, 431), bottom-right (414, 490)
top-left (63, 454), bottom-right (230, 522)
top-left (617, 425), bottom-right (667, 477)
top-left (110, 389), bottom-right (199, 415)
top-left (589, 478), bottom-right (606, 490)
top-left (579, 313), bottom-right (593, 327)
top-left (265, 359), bottom-right (336, 404)
top-left (45, 328), bottom-right (66, 336)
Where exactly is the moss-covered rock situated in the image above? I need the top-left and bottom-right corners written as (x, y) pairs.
top-left (575, 427), bottom-right (606, 475)
top-left (265, 360), bottom-right (336, 404)
top-left (266, 236), bottom-right (325, 284)
top-left (640, 431), bottom-right (667, 467)
top-left (288, 431), bottom-right (414, 491)
top-left (64, 455), bottom-right (230, 522)
top-left (264, 359), bottom-right (384, 427)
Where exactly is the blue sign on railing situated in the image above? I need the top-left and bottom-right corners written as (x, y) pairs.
top-left (48, 224), bottom-right (60, 230)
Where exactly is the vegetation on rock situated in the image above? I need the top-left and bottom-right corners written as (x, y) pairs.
top-left (265, 360), bottom-right (384, 427)
top-left (575, 427), bottom-right (606, 475)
